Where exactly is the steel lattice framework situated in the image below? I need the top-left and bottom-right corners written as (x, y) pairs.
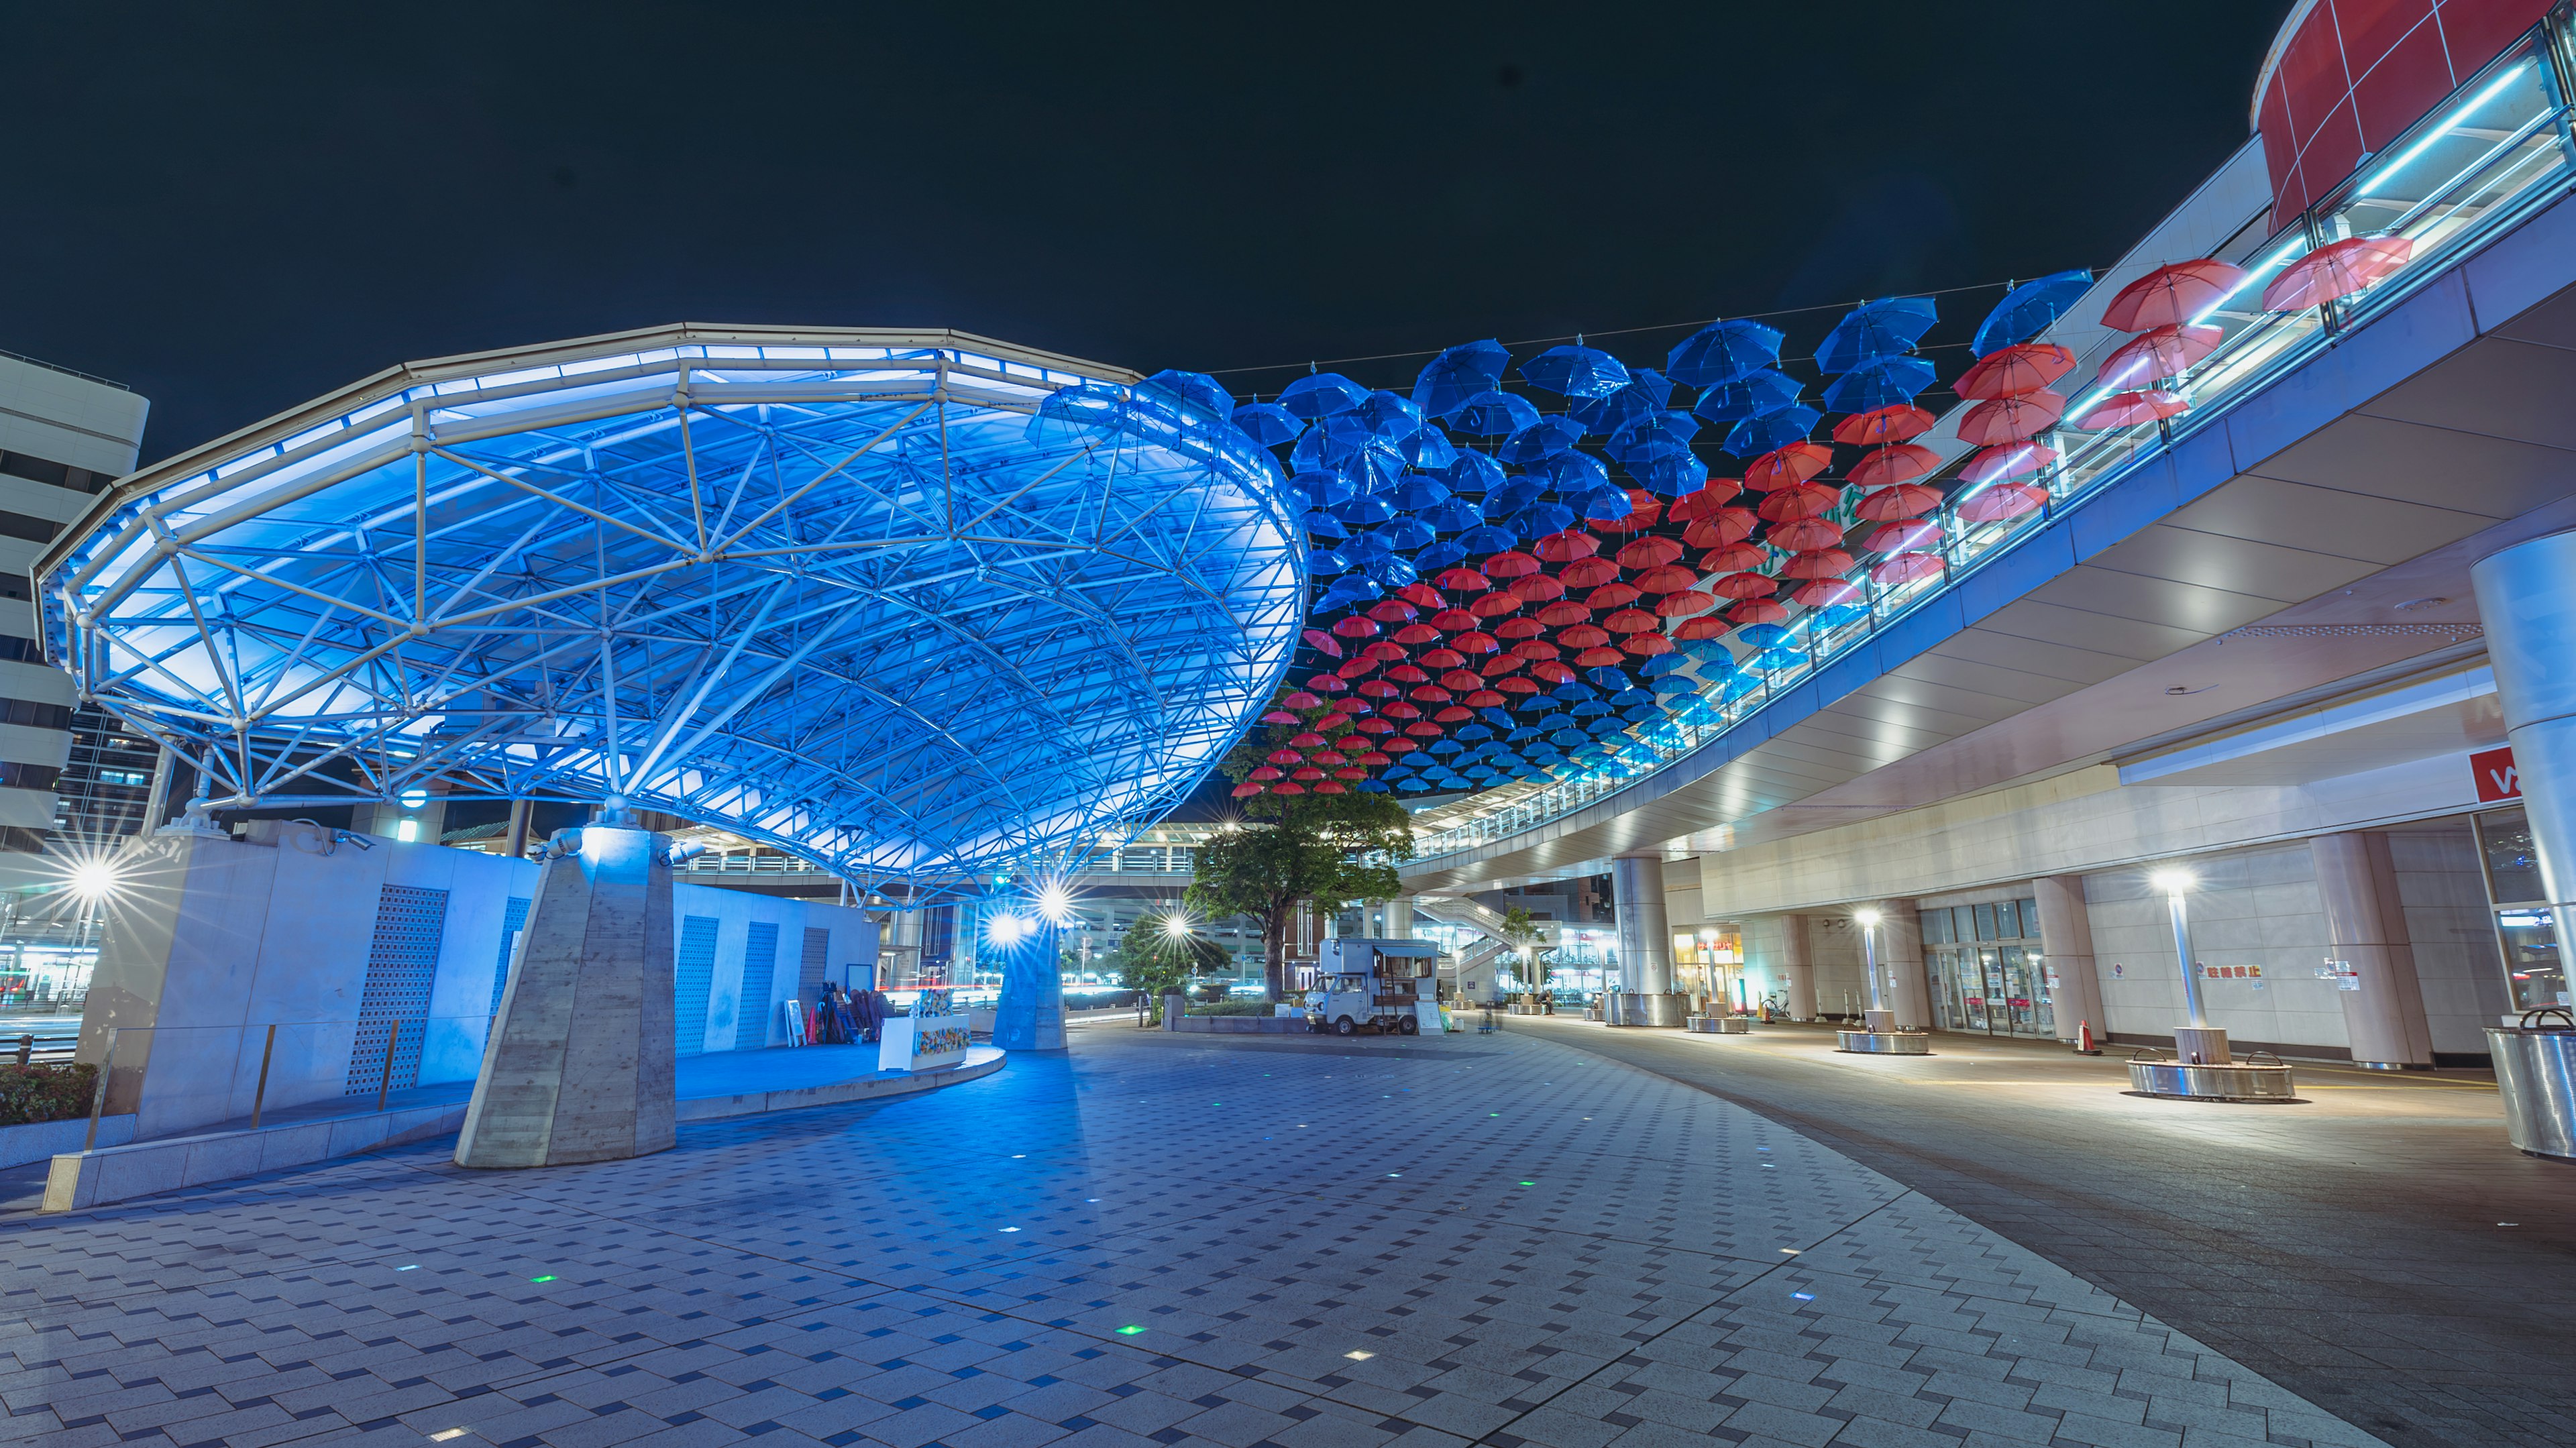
top-left (36, 327), bottom-right (1304, 899)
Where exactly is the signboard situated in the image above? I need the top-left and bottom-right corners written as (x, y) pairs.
top-left (2473, 744), bottom-right (2521, 803)
top-left (2316, 959), bottom-right (2361, 991)
top-left (881, 987), bottom-right (970, 1071)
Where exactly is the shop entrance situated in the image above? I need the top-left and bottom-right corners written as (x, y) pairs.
top-left (1922, 897), bottom-right (2056, 1039)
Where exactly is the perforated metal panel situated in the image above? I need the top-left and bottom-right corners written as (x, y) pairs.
top-left (488, 896), bottom-right (531, 1016)
top-left (800, 926), bottom-right (828, 995)
top-left (736, 922), bottom-right (780, 1050)
top-left (347, 884), bottom-right (449, 1096)
top-left (676, 915), bottom-right (718, 1056)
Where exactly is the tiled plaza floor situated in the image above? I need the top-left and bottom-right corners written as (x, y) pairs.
top-left (0, 1025), bottom-right (2387, 1448)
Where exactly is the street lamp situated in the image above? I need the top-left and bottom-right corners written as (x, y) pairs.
top-left (1837, 905), bottom-right (1927, 1054)
top-left (1854, 908), bottom-right (1885, 1018)
top-left (2124, 865), bottom-right (2293, 1099)
top-left (2150, 868), bottom-right (2226, 1064)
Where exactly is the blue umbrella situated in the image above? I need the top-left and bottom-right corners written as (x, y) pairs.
top-left (1301, 510), bottom-right (1349, 541)
top-left (1667, 319), bottom-right (1786, 386)
top-left (1401, 426), bottom-right (1458, 471)
top-left (1723, 405), bottom-right (1820, 455)
top-left (1570, 368), bottom-right (1675, 435)
top-left (1415, 539), bottom-right (1470, 571)
top-left (1333, 494), bottom-right (1397, 526)
top-left (1340, 530), bottom-right (1392, 564)
top-left (1816, 296), bottom-right (1939, 374)
top-left (1496, 414), bottom-right (1585, 463)
top-left (1540, 449), bottom-right (1610, 494)
top-left (1142, 368), bottom-right (1233, 417)
top-left (1456, 522), bottom-right (1519, 553)
top-left (1821, 355), bottom-right (1938, 414)
top-left (1359, 391), bottom-right (1424, 439)
top-left (1638, 451), bottom-right (1709, 498)
top-left (1420, 497), bottom-right (1483, 531)
top-left (1389, 475), bottom-right (1452, 510)
top-left (1520, 343), bottom-right (1631, 399)
top-left (1651, 675), bottom-right (1698, 694)
top-left (1307, 546), bottom-right (1348, 575)
top-left (1515, 502), bottom-right (1576, 537)
top-left (1231, 401), bottom-right (1303, 445)
top-left (1641, 653), bottom-right (1690, 677)
top-left (1312, 411), bottom-right (1381, 466)
top-left (1374, 517), bottom-right (1438, 551)
top-left (1973, 270), bottom-right (2094, 357)
top-left (1365, 554), bottom-right (1418, 588)
top-left (1585, 665), bottom-right (1631, 689)
top-left (1735, 622), bottom-right (1793, 647)
top-left (1442, 449), bottom-right (1507, 494)
top-left (1290, 469), bottom-right (1354, 508)
top-left (1570, 484), bottom-right (1631, 520)
top-left (1607, 409), bottom-right (1701, 463)
top-left (1277, 371), bottom-right (1371, 419)
top-left (1411, 339), bottom-right (1512, 421)
top-left (1320, 575), bottom-right (1380, 610)
top-left (1450, 390), bottom-right (1542, 437)
top-left (1691, 369), bottom-right (1802, 423)
top-left (1484, 478), bottom-right (1546, 516)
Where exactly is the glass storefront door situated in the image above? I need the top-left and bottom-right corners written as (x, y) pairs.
top-left (1922, 898), bottom-right (2056, 1038)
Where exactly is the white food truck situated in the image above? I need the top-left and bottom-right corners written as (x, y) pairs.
top-left (1305, 938), bottom-right (1442, 1035)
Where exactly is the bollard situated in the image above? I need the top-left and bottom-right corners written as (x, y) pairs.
top-left (82, 1027), bottom-right (117, 1151)
top-left (251, 1023), bottom-right (278, 1127)
top-left (375, 1020), bottom-right (403, 1111)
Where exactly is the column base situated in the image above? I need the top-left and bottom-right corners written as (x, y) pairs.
top-left (1604, 993), bottom-right (1687, 1027)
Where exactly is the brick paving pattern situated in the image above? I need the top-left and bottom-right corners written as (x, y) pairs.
top-left (1, 1026), bottom-right (2387, 1448)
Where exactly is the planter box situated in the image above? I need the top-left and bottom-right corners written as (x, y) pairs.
top-left (0, 1113), bottom-right (136, 1170)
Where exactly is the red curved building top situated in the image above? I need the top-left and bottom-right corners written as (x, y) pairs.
top-left (2255, 0), bottom-right (2554, 231)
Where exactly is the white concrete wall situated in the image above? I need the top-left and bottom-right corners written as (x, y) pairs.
top-left (2083, 843), bottom-right (2354, 1051)
top-left (665, 883), bottom-right (875, 1054)
top-left (2383, 823), bottom-right (2513, 1054)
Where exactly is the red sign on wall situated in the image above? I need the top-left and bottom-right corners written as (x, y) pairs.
top-left (2473, 744), bottom-right (2521, 803)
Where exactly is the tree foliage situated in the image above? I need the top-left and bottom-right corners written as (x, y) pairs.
top-left (1116, 908), bottom-right (1227, 1022)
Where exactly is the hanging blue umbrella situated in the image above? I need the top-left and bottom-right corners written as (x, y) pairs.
top-left (1973, 270), bottom-right (2094, 358)
top-left (1389, 475), bottom-right (1452, 510)
top-left (1231, 401), bottom-right (1303, 445)
top-left (1821, 355), bottom-right (1938, 414)
top-left (1359, 391), bottom-right (1424, 439)
top-left (1320, 575), bottom-right (1379, 610)
top-left (1608, 409), bottom-right (1702, 463)
top-left (1816, 296), bottom-right (1939, 374)
top-left (1307, 546), bottom-right (1348, 575)
top-left (1420, 497), bottom-right (1483, 531)
top-left (1497, 414), bottom-right (1585, 463)
top-left (1515, 501), bottom-right (1576, 537)
top-left (1485, 478), bottom-right (1547, 516)
top-left (1640, 653), bottom-right (1691, 677)
top-left (1540, 449), bottom-right (1610, 495)
top-left (1585, 665), bottom-right (1631, 689)
top-left (1333, 494), bottom-right (1397, 526)
top-left (1520, 343), bottom-right (1631, 399)
top-left (1375, 517), bottom-right (1438, 551)
top-left (1401, 426), bottom-right (1458, 471)
top-left (1416, 539), bottom-right (1469, 571)
top-left (1450, 390), bottom-right (1542, 436)
top-left (1365, 553), bottom-right (1418, 587)
top-left (1570, 369), bottom-right (1676, 435)
top-left (1339, 530), bottom-right (1392, 565)
top-left (1691, 369), bottom-right (1803, 423)
top-left (1638, 451), bottom-right (1709, 498)
top-left (1411, 339), bottom-right (1512, 421)
top-left (1457, 522), bottom-right (1519, 553)
top-left (1442, 448), bottom-right (1507, 494)
top-left (1667, 319), bottom-right (1786, 386)
top-left (1290, 469), bottom-right (1354, 508)
top-left (1278, 371), bottom-right (1371, 419)
top-left (1301, 510), bottom-right (1349, 540)
top-left (1142, 369), bottom-right (1233, 417)
top-left (1570, 484), bottom-right (1631, 520)
top-left (1722, 405), bottom-right (1820, 455)
top-left (1312, 411), bottom-right (1381, 466)
top-left (1650, 674), bottom-right (1698, 694)
top-left (1735, 622), bottom-right (1793, 647)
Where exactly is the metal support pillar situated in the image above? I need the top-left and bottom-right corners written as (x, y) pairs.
top-left (1607, 856), bottom-right (1684, 1025)
top-left (993, 920), bottom-right (1065, 1052)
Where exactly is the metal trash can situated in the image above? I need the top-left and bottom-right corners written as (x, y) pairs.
top-left (2489, 1010), bottom-right (2576, 1160)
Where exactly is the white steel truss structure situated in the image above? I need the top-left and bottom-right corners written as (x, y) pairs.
top-left (36, 326), bottom-right (1305, 900)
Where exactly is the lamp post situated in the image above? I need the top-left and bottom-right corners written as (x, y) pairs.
top-left (1855, 908), bottom-right (1896, 1034)
top-left (2151, 868), bottom-right (2228, 1065)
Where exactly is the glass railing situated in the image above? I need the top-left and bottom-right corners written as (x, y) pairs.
top-left (1405, 21), bottom-right (2576, 862)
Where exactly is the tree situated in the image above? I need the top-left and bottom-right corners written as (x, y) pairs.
top-left (1116, 909), bottom-right (1226, 1023)
top-left (1186, 791), bottom-right (1412, 1002)
top-left (1501, 905), bottom-right (1546, 997)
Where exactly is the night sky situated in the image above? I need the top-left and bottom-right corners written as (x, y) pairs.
top-left (3, 2), bottom-right (2290, 465)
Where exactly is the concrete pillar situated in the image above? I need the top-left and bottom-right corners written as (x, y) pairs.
top-left (455, 826), bottom-right (676, 1169)
top-left (1868, 901), bottom-right (1931, 1031)
top-left (503, 798), bottom-right (534, 860)
top-left (1779, 913), bottom-right (1817, 1019)
top-left (2033, 875), bottom-right (2106, 1045)
top-left (1607, 856), bottom-right (1684, 1025)
top-left (2310, 832), bottom-right (2436, 1068)
top-left (994, 920), bottom-right (1066, 1052)
top-left (1384, 897), bottom-right (1414, 939)
top-left (2475, 533), bottom-right (2576, 1005)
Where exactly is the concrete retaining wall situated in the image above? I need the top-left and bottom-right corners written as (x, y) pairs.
top-left (42, 1101), bottom-right (466, 1213)
top-left (1168, 1015), bottom-right (1311, 1034)
top-left (0, 1113), bottom-right (136, 1169)
top-left (675, 1046), bottom-right (1006, 1121)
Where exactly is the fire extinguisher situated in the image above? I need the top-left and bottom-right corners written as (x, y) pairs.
top-left (2076, 1019), bottom-right (2101, 1056)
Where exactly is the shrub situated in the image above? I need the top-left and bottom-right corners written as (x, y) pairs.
top-left (0, 1062), bottom-right (97, 1127)
top-left (1186, 999), bottom-right (1277, 1017)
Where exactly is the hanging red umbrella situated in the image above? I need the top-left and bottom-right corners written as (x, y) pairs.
top-left (1954, 343), bottom-right (2076, 400)
top-left (1365, 598), bottom-right (1417, 622)
top-left (1587, 490), bottom-right (1666, 534)
top-left (1271, 780), bottom-right (1308, 795)
top-left (1302, 627), bottom-right (1344, 657)
top-left (1576, 645), bottom-right (1627, 667)
top-left (1396, 581), bottom-right (1443, 609)
top-left (1405, 720), bottom-right (1445, 736)
top-left (1622, 633), bottom-right (1675, 657)
top-left (1331, 616), bottom-right (1380, 638)
top-left (1233, 781), bottom-right (1267, 797)
top-left (1790, 577), bottom-right (1862, 607)
top-left (1727, 598), bottom-right (1789, 625)
top-left (2072, 389), bottom-right (2190, 429)
top-left (2096, 325), bottom-right (2220, 390)
top-left (1356, 677), bottom-right (1399, 698)
top-left (1587, 581), bottom-right (1644, 608)
top-left (1468, 592), bottom-right (1520, 618)
top-left (1336, 657), bottom-right (1377, 680)
top-left (1832, 404), bottom-right (1936, 447)
top-left (1560, 557), bottom-right (1621, 588)
top-left (1422, 650), bottom-right (1468, 671)
top-left (1847, 445), bottom-right (1940, 488)
top-left (1432, 706), bottom-right (1474, 722)
top-left (1267, 747), bottom-right (1303, 765)
top-left (1559, 624), bottom-right (1612, 648)
top-left (1392, 622), bottom-right (1440, 645)
top-left (1432, 567), bottom-right (1493, 593)
top-left (1956, 390), bottom-right (2065, 446)
top-left (1674, 616), bottom-right (1729, 641)
top-left (1495, 616), bottom-right (1545, 639)
top-left (1534, 529), bottom-right (1602, 562)
top-left (1615, 536), bottom-right (1685, 568)
top-left (1960, 441), bottom-right (2057, 486)
top-left (1436, 669), bottom-right (1479, 691)
top-left (1654, 589), bottom-right (1715, 617)
top-left (1701, 541), bottom-right (1766, 573)
top-left (1480, 651), bottom-right (1524, 677)
top-left (1511, 638), bottom-right (1561, 659)
top-left (1758, 482), bottom-right (1841, 522)
top-left (1743, 443), bottom-right (1833, 491)
top-left (1282, 689), bottom-right (1322, 708)
top-left (1769, 517), bottom-right (1845, 552)
top-left (1304, 673), bottom-right (1348, 692)
top-left (1379, 736), bottom-right (1415, 753)
top-left (1428, 607), bottom-right (1477, 631)
top-left (1682, 508), bottom-right (1760, 549)
top-left (1482, 550), bottom-right (1542, 578)
top-left (1452, 630), bottom-right (1499, 654)
top-left (2100, 258), bottom-right (2247, 331)
top-left (1668, 483), bottom-right (1744, 519)
top-left (1311, 749), bottom-right (1350, 767)
top-left (1250, 765), bottom-right (1283, 780)
top-left (1782, 548), bottom-right (1856, 579)
top-left (1463, 689), bottom-right (1506, 708)
top-left (1361, 640), bottom-right (1406, 662)
top-left (1634, 563), bottom-right (1701, 594)
top-left (1535, 600), bottom-right (1589, 626)
top-left (1714, 571), bottom-right (1779, 599)
top-left (1352, 715), bottom-right (1393, 734)
top-left (1871, 552), bottom-right (1945, 585)
top-left (1382, 700), bottom-right (1424, 718)
top-left (1495, 675), bottom-right (1539, 695)
top-left (1854, 483), bottom-right (1942, 522)
top-left (1509, 573), bottom-right (1568, 602)
top-left (1529, 659), bottom-right (1576, 684)
top-left (1259, 708), bottom-right (1300, 724)
top-left (1957, 482), bottom-right (2050, 522)
top-left (1603, 608), bottom-right (1660, 634)
top-left (2263, 235), bottom-right (2413, 313)
top-left (1383, 665), bottom-right (1428, 685)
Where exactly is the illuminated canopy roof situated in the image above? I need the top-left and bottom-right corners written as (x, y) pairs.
top-left (37, 326), bottom-right (1303, 896)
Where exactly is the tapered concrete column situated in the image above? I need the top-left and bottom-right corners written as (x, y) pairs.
top-left (2310, 832), bottom-right (2435, 1068)
top-left (1384, 897), bottom-right (1414, 939)
top-left (455, 826), bottom-right (677, 1168)
top-left (1867, 901), bottom-right (1931, 1031)
top-left (2475, 532), bottom-right (2576, 1001)
top-left (993, 922), bottom-right (1066, 1052)
top-left (1778, 914), bottom-right (1817, 1019)
top-left (1607, 856), bottom-right (1683, 1025)
top-left (2033, 875), bottom-right (2106, 1045)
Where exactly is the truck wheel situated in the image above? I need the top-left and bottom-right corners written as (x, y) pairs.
top-left (1334, 1017), bottom-right (1356, 1036)
top-left (1397, 1016), bottom-right (1419, 1036)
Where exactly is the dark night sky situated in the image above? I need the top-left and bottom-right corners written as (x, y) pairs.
top-left (2, 2), bottom-right (2290, 465)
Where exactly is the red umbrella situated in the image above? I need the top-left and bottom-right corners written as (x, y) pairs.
top-left (1361, 640), bottom-right (1405, 661)
top-left (1854, 484), bottom-right (1941, 521)
top-left (1405, 720), bottom-right (1446, 736)
top-left (1791, 577), bottom-right (1862, 607)
top-left (1331, 616), bottom-right (1380, 638)
top-left (1634, 564), bottom-right (1701, 594)
top-left (1529, 659), bottom-right (1576, 684)
top-left (2101, 258), bottom-right (2247, 331)
top-left (1423, 651), bottom-right (1468, 671)
top-left (1615, 536), bottom-right (1685, 568)
top-left (1586, 581), bottom-right (1644, 608)
top-left (1743, 443), bottom-right (1833, 491)
top-left (1954, 343), bottom-right (2076, 400)
top-left (1304, 673), bottom-right (1348, 692)
top-left (1301, 627), bottom-right (1344, 657)
top-left (1383, 699), bottom-right (1424, 718)
top-left (1957, 482), bottom-right (2049, 522)
top-left (1429, 607), bottom-right (1477, 631)
top-left (1464, 690), bottom-right (1506, 708)
top-left (1847, 445), bottom-right (1940, 488)
top-left (1356, 677), bottom-right (1399, 698)
top-left (1336, 659), bottom-right (1375, 681)
top-left (2073, 389), bottom-right (2190, 429)
top-left (1769, 517), bottom-right (1844, 552)
top-left (1622, 633), bottom-right (1675, 657)
top-left (2095, 325), bottom-right (2220, 389)
top-left (1508, 573), bottom-right (1567, 602)
top-left (1533, 529), bottom-right (1601, 562)
top-left (1495, 675), bottom-right (1539, 695)
top-left (1682, 508), bottom-right (1760, 549)
top-left (1674, 616), bottom-right (1729, 641)
top-left (1559, 624), bottom-right (1612, 648)
top-left (1603, 607), bottom-right (1660, 634)
top-left (1957, 390), bottom-right (2065, 446)
top-left (1468, 592), bottom-right (1520, 618)
top-left (1483, 550), bottom-right (1542, 578)
top-left (1667, 484), bottom-right (1744, 520)
top-left (1727, 598), bottom-right (1789, 625)
top-left (1282, 690), bottom-right (1322, 708)
top-left (1392, 622), bottom-right (1440, 645)
top-left (1757, 482), bottom-right (1841, 522)
top-left (2263, 235), bottom-right (2413, 313)
top-left (1700, 541), bottom-right (1766, 573)
top-left (1395, 581), bottom-right (1442, 608)
top-left (1587, 490), bottom-right (1666, 533)
top-left (1960, 441), bottom-right (2057, 486)
top-left (1576, 645), bottom-right (1627, 667)
top-left (1560, 557), bottom-right (1621, 588)
top-left (1432, 567), bottom-right (1493, 592)
top-left (1365, 599), bottom-right (1417, 623)
top-left (1714, 571), bottom-right (1779, 599)
top-left (1267, 747), bottom-right (1303, 765)
top-left (1783, 549), bottom-right (1856, 579)
top-left (1495, 616), bottom-right (1545, 639)
top-left (1655, 589), bottom-right (1716, 617)
top-left (1535, 600), bottom-right (1589, 626)
top-left (1832, 404), bottom-right (1935, 447)
top-left (1233, 781), bottom-right (1268, 797)
top-left (1385, 664), bottom-right (1430, 683)
top-left (1451, 630), bottom-right (1499, 654)
top-left (1480, 652), bottom-right (1524, 677)
top-left (1871, 552), bottom-right (1945, 585)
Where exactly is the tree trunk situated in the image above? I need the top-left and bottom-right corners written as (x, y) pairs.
top-left (1263, 907), bottom-right (1289, 1003)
